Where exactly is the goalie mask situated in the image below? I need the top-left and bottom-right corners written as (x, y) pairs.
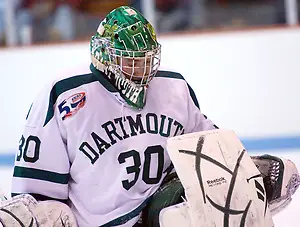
top-left (90, 6), bottom-right (161, 109)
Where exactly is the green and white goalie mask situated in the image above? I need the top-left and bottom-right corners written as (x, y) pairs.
top-left (90, 6), bottom-right (161, 109)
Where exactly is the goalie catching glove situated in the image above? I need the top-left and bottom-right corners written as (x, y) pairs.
top-left (251, 154), bottom-right (300, 215)
top-left (0, 194), bottom-right (77, 227)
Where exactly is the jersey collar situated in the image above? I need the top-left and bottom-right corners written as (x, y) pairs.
top-left (90, 64), bottom-right (147, 110)
top-left (90, 64), bottom-right (118, 93)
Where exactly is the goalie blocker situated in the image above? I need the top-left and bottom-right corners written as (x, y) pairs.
top-left (144, 129), bottom-right (300, 227)
top-left (0, 194), bottom-right (77, 227)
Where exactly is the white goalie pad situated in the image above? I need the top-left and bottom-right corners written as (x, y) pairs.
top-left (0, 194), bottom-right (77, 227)
top-left (163, 129), bottom-right (274, 227)
top-left (160, 202), bottom-right (192, 227)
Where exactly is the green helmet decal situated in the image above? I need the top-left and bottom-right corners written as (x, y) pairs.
top-left (98, 6), bottom-right (158, 52)
top-left (90, 6), bottom-right (161, 110)
top-left (90, 6), bottom-right (160, 60)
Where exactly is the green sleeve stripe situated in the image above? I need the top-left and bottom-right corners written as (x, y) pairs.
top-left (44, 73), bottom-right (98, 126)
top-left (13, 166), bottom-right (69, 184)
top-left (11, 193), bottom-right (68, 203)
top-left (156, 70), bottom-right (200, 109)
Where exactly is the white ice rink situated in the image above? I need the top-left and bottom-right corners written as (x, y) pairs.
top-left (1, 149), bottom-right (300, 226)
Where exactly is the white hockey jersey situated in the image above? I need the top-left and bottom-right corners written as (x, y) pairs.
top-left (11, 65), bottom-right (217, 226)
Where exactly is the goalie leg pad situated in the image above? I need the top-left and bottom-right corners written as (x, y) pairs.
top-left (166, 129), bottom-right (274, 227)
top-left (159, 202), bottom-right (192, 227)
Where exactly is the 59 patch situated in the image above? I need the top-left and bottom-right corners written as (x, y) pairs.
top-left (58, 92), bottom-right (86, 120)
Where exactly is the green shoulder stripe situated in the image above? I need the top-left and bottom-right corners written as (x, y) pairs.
top-left (187, 83), bottom-right (200, 109)
top-left (26, 103), bottom-right (33, 120)
top-left (44, 73), bottom-right (98, 126)
top-left (155, 70), bottom-right (184, 80)
top-left (13, 166), bottom-right (69, 184)
top-left (156, 70), bottom-right (200, 109)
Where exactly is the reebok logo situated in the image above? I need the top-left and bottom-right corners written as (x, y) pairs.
top-left (207, 177), bottom-right (227, 187)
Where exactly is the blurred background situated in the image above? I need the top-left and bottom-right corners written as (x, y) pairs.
top-left (0, 0), bottom-right (299, 46)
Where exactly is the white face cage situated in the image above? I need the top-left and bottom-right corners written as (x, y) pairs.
top-left (106, 44), bottom-right (161, 86)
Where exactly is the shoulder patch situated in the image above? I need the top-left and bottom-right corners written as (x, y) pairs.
top-left (44, 73), bottom-right (97, 126)
top-left (58, 91), bottom-right (86, 121)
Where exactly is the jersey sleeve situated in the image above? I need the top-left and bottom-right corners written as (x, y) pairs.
top-left (11, 82), bottom-right (70, 202)
top-left (184, 82), bottom-right (218, 133)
